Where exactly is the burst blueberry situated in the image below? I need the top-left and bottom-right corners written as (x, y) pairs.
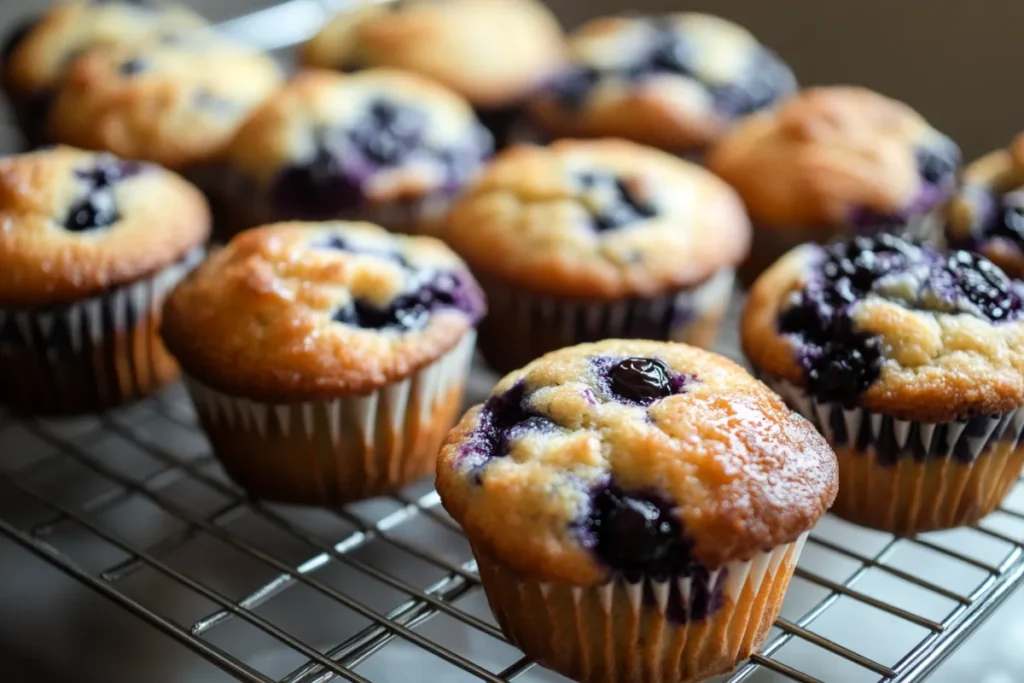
top-left (332, 270), bottom-right (481, 332)
top-left (62, 159), bottom-right (141, 232)
top-left (272, 140), bottom-right (364, 219)
top-left (577, 171), bottom-right (658, 232)
top-left (348, 99), bottom-right (427, 166)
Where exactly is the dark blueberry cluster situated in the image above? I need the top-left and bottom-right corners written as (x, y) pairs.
top-left (576, 171), bottom-right (658, 232)
top-left (324, 238), bottom-right (483, 333)
top-left (954, 187), bottom-right (1024, 251)
top-left (551, 20), bottom-right (793, 120)
top-left (593, 356), bottom-right (690, 406)
top-left (272, 98), bottom-right (491, 219)
top-left (460, 381), bottom-right (557, 465)
top-left (581, 484), bottom-right (697, 577)
top-left (780, 234), bottom-right (1024, 403)
top-left (332, 270), bottom-right (476, 331)
top-left (577, 482), bottom-right (723, 621)
top-left (63, 158), bottom-right (142, 232)
top-left (348, 99), bottom-right (427, 166)
top-left (273, 137), bottom-right (364, 221)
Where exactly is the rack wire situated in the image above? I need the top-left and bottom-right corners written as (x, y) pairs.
top-left (1, 1), bottom-right (1024, 681)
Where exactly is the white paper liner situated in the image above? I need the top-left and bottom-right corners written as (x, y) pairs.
top-left (183, 331), bottom-right (477, 504)
top-left (478, 268), bottom-right (734, 374)
top-left (474, 532), bottom-right (808, 683)
top-left (0, 248), bottom-right (204, 413)
top-left (762, 375), bottom-right (1024, 533)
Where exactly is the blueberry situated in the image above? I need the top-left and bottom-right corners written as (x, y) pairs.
top-left (332, 270), bottom-right (479, 332)
top-left (65, 194), bottom-right (118, 232)
top-left (607, 358), bottom-right (674, 405)
top-left (348, 99), bottom-right (427, 166)
top-left (552, 67), bottom-right (601, 109)
top-left (464, 381), bottom-right (552, 462)
top-left (642, 29), bottom-right (695, 78)
top-left (947, 251), bottom-right (1020, 321)
top-left (916, 145), bottom-right (958, 186)
top-left (119, 58), bottom-right (145, 76)
top-left (710, 48), bottom-right (793, 119)
top-left (272, 141), bottom-right (364, 220)
top-left (62, 159), bottom-right (141, 232)
top-left (582, 484), bottom-right (698, 576)
top-left (576, 171), bottom-right (658, 232)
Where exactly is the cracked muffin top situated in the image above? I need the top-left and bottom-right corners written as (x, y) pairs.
top-left (225, 69), bottom-right (492, 215)
top-left (708, 86), bottom-right (960, 231)
top-left (946, 132), bottom-right (1024, 279)
top-left (436, 339), bottom-right (837, 584)
top-left (743, 233), bottom-right (1024, 422)
top-left (0, 146), bottom-right (209, 307)
top-left (443, 139), bottom-right (750, 300)
top-left (162, 221), bottom-right (485, 401)
top-left (527, 13), bottom-right (796, 151)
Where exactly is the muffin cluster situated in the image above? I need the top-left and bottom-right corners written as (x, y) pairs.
top-left (2, 3), bottom-right (1022, 683)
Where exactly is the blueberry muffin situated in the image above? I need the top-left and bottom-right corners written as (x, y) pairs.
top-left (946, 132), bottom-right (1024, 278)
top-left (298, 0), bottom-right (564, 144)
top-left (520, 13), bottom-right (796, 154)
top-left (162, 221), bottom-right (485, 505)
top-left (437, 340), bottom-right (837, 683)
top-left (1, 0), bottom-right (207, 147)
top-left (709, 86), bottom-right (961, 285)
top-left (223, 69), bottom-right (492, 238)
top-left (743, 234), bottom-right (1024, 534)
top-left (45, 32), bottom-right (282, 189)
top-left (444, 139), bottom-right (750, 374)
top-left (0, 146), bottom-right (209, 414)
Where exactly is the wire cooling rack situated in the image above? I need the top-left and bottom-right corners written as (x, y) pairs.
top-left (2, 2), bottom-right (1024, 682)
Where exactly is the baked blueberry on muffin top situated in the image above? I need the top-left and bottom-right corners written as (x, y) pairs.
top-left (45, 32), bottom-right (282, 171)
top-left (225, 70), bottom-right (492, 229)
top-left (437, 340), bottom-right (837, 589)
top-left (947, 132), bottom-right (1024, 279)
top-left (527, 13), bottom-right (795, 151)
top-left (161, 221), bottom-right (485, 402)
top-left (0, 146), bottom-right (209, 307)
top-left (743, 234), bottom-right (1024, 423)
top-left (445, 139), bottom-right (749, 300)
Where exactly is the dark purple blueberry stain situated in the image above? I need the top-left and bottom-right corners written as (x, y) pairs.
top-left (576, 171), bottom-right (658, 232)
top-left (591, 356), bottom-right (691, 406)
top-left (271, 99), bottom-right (491, 219)
top-left (779, 234), bottom-right (1024, 404)
top-left (118, 58), bottom-right (146, 76)
top-left (549, 19), bottom-right (793, 121)
top-left (950, 186), bottom-right (1024, 255)
top-left (578, 482), bottom-right (724, 622)
top-left (848, 143), bottom-right (960, 233)
top-left (332, 270), bottom-right (481, 331)
top-left (458, 381), bottom-right (550, 466)
top-left (63, 158), bottom-right (143, 232)
top-left (272, 134), bottom-right (365, 220)
top-left (325, 235), bottom-right (484, 332)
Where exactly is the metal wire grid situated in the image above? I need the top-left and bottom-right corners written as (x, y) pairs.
top-left (1, 1), bottom-right (1024, 681)
top-left (2, 374), bottom-right (1024, 683)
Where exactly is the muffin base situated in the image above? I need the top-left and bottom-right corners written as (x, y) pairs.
top-left (765, 376), bottom-right (1024, 534)
top-left (477, 269), bottom-right (734, 375)
top-left (739, 212), bottom-right (944, 288)
top-left (183, 332), bottom-right (476, 506)
top-left (219, 170), bottom-right (456, 240)
top-left (0, 249), bottom-right (203, 415)
top-left (474, 533), bottom-right (807, 683)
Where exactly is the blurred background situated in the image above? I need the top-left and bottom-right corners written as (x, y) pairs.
top-left (1, 1), bottom-right (1023, 682)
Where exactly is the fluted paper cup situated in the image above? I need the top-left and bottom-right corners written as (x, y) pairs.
top-left (184, 332), bottom-right (477, 506)
top-left (0, 249), bottom-right (203, 414)
top-left (477, 269), bottom-right (734, 375)
top-left (764, 376), bottom-right (1024, 534)
top-left (474, 532), bottom-right (807, 683)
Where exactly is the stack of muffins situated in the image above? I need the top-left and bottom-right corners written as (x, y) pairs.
top-left (2, 2), bottom-right (1022, 683)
